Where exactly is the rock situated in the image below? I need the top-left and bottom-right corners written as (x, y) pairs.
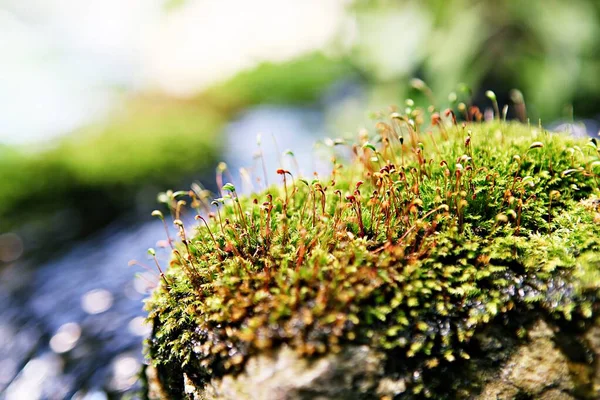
top-left (146, 363), bottom-right (172, 400)
top-left (476, 321), bottom-right (575, 399)
top-left (584, 318), bottom-right (600, 395)
top-left (540, 390), bottom-right (576, 400)
top-left (506, 321), bottom-right (571, 394)
top-left (148, 318), bottom-right (600, 399)
top-left (181, 345), bottom-right (397, 400)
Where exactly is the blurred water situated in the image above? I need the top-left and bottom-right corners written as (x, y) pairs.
top-left (0, 105), bottom-right (330, 399)
top-left (0, 220), bottom-right (162, 399)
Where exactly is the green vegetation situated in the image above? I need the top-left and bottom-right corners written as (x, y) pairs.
top-left (146, 99), bottom-right (600, 397)
top-left (351, 0), bottom-right (600, 121)
top-left (203, 53), bottom-right (352, 110)
top-left (0, 53), bottom-right (351, 243)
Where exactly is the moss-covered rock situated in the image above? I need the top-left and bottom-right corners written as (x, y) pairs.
top-left (144, 108), bottom-right (600, 399)
top-left (147, 317), bottom-right (600, 399)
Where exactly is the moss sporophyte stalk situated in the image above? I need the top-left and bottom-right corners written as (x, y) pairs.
top-left (144, 101), bottom-right (600, 397)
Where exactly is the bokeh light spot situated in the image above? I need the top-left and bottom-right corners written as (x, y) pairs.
top-left (49, 322), bottom-right (81, 354)
top-left (128, 316), bottom-right (151, 337)
top-left (81, 289), bottom-right (113, 314)
top-left (110, 354), bottom-right (139, 391)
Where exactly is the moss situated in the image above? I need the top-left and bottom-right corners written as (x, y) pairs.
top-left (146, 113), bottom-right (600, 397)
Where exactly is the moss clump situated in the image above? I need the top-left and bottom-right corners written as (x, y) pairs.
top-left (146, 108), bottom-right (600, 397)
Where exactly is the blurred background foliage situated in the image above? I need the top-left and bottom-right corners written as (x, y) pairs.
top-left (350, 0), bottom-right (600, 120)
top-left (1, 0), bottom-right (600, 257)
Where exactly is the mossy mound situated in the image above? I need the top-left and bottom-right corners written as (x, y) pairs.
top-left (145, 110), bottom-right (600, 398)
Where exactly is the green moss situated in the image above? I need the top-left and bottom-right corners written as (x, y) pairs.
top-left (146, 116), bottom-right (600, 396)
